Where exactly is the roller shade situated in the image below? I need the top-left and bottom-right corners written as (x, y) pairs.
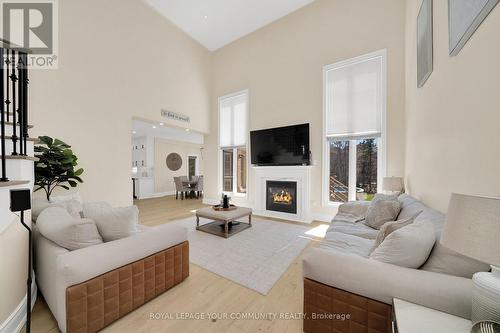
top-left (326, 55), bottom-right (383, 139)
top-left (219, 92), bottom-right (248, 147)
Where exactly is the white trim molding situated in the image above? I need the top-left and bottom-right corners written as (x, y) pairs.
top-left (311, 213), bottom-right (334, 223)
top-left (217, 89), bottom-right (250, 199)
top-left (0, 273), bottom-right (37, 333)
top-left (253, 165), bottom-right (312, 223)
top-left (136, 191), bottom-right (176, 199)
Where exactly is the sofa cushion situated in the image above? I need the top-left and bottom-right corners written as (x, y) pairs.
top-left (397, 195), bottom-right (427, 220)
top-left (415, 209), bottom-right (445, 238)
top-left (421, 242), bottom-right (491, 278)
top-left (372, 193), bottom-right (399, 203)
top-left (327, 221), bottom-right (379, 240)
top-left (397, 193), bottom-right (445, 238)
top-left (319, 232), bottom-right (374, 258)
top-left (37, 207), bottom-right (103, 250)
top-left (364, 200), bottom-right (402, 230)
top-left (370, 221), bottom-right (435, 268)
top-left (83, 202), bottom-right (139, 241)
top-left (371, 211), bottom-right (423, 252)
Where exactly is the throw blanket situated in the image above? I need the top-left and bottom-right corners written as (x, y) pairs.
top-left (332, 201), bottom-right (371, 224)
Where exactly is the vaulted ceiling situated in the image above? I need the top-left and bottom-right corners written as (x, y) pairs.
top-left (145, 0), bottom-right (316, 51)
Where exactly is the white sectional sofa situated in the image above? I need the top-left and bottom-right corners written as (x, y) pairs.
top-left (34, 222), bottom-right (189, 333)
top-left (302, 194), bottom-right (489, 333)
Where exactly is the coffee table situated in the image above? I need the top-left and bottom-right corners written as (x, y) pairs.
top-left (195, 206), bottom-right (252, 238)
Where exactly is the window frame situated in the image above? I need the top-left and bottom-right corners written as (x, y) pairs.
top-left (322, 50), bottom-right (387, 207)
top-left (218, 89), bottom-right (249, 198)
top-left (187, 154), bottom-right (199, 178)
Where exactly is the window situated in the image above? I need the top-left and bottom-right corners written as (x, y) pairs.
top-left (222, 149), bottom-right (233, 191)
top-left (219, 91), bottom-right (248, 195)
top-left (188, 155), bottom-right (197, 179)
top-left (323, 50), bottom-right (386, 203)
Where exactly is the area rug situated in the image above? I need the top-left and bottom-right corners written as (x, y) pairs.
top-left (169, 216), bottom-right (313, 295)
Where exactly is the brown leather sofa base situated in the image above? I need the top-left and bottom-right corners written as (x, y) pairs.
top-left (66, 241), bottom-right (189, 333)
top-left (304, 278), bottom-right (392, 333)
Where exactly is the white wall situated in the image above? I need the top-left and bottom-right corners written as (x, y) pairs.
top-left (154, 138), bottom-right (204, 193)
top-left (30, 0), bottom-right (211, 206)
top-left (0, 220), bottom-right (30, 325)
top-left (204, 0), bottom-right (407, 219)
top-left (405, 0), bottom-right (500, 212)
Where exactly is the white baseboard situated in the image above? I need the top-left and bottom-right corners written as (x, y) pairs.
top-left (311, 213), bottom-right (333, 223)
top-left (202, 199), bottom-right (333, 223)
top-left (137, 191), bottom-right (176, 199)
top-left (0, 273), bottom-right (37, 333)
top-left (252, 209), bottom-right (313, 224)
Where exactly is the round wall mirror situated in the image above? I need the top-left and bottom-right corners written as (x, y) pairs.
top-left (166, 153), bottom-right (182, 171)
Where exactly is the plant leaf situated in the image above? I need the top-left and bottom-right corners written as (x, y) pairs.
top-left (34, 136), bottom-right (84, 199)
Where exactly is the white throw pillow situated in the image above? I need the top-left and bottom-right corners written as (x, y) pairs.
top-left (32, 197), bottom-right (82, 220)
top-left (369, 221), bottom-right (435, 268)
top-left (50, 192), bottom-right (84, 218)
top-left (365, 200), bottom-right (402, 230)
top-left (32, 197), bottom-right (53, 221)
top-left (371, 193), bottom-right (399, 204)
top-left (371, 210), bottom-right (423, 252)
top-left (37, 207), bottom-right (103, 250)
top-left (54, 199), bottom-right (82, 219)
top-left (83, 202), bottom-right (139, 241)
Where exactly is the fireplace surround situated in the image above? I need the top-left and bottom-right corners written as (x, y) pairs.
top-left (266, 181), bottom-right (298, 214)
top-left (253, 166), bottom-right (312, 223)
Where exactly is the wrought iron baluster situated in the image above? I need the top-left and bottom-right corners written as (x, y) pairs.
top-left (22, 53), bottom-right (28, 155)
top-left (17, 54), bottom-right (24, 155)
top-left (5, 49), bottom-right (10, 124)
top-left (0, 48), bottom-right (7, 181)
top-left (10, 51), bottom-right (18, 155)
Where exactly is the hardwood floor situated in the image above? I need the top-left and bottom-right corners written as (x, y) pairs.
top-left (29, 196), bottom-right (326, 333)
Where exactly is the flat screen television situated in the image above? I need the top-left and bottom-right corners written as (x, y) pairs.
top-left (250, 123), bottom-right (310, 166)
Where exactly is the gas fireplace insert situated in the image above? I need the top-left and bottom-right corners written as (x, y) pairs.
top-left (266, 180), bottom-right (297, 214)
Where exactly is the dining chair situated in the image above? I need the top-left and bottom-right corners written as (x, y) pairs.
top-left (194, 175), bottom-right (204, 199)
top-left (179, 176), bottom-right (192, 199)
top-left (173, 177), bottom-right (185, 200)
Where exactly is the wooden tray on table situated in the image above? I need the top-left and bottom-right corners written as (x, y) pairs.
top-left (212, 204), bottom-right (237, 211)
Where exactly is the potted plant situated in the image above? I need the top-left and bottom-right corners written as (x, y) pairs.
top-left (34, 136), bottom-right (84, 201)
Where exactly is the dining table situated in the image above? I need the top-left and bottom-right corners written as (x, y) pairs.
top-left (182, 180), bottom-right (198, 199)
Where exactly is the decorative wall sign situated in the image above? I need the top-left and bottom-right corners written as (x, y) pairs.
top-left (417, 0), bottom-right (433, 88)
top-left (166, 153), bottom-right (182, 171)
top-left (161, 109), bottom-right (190, 123)
top-left (448, 0), bottom-right (499, 56)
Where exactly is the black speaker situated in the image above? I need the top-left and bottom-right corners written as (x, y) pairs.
top-left (10, 189), bottom-right (31, 212)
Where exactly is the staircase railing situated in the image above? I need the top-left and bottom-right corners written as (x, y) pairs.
top-left (329, 176), bottom-right (349, 202)
top-left (1, 46), bottom-right (30, 182)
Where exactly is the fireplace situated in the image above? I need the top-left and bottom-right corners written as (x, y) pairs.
top-left (266, 181), bottom-right (297, 214)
